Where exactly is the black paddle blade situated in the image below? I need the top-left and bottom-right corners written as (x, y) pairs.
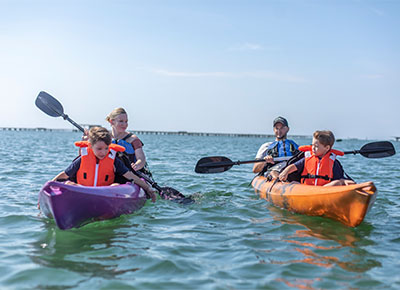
top-left (35, 91), bottom-right (64, 117)
top-left (195, 156), bottom-right (233, 174)
top-left (159, 187), bottom-right (194, 204)
top-left (132, 170), bottom-right (194, 204)
top-left (359, 141), bottom-right (396, 158)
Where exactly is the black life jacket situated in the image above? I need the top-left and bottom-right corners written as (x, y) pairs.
top-left (266, 139), bottom-right (299, 158)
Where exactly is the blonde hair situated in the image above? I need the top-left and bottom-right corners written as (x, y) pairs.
top-left (106, 107), bottom-right (127, 122)
top-left (88, 126), bottom-right (112, 145)
top-left (313, 130), bottom-right (335, 148)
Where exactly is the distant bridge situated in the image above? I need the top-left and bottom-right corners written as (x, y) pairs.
top-left (0, 127), bottom-right (308, 139)
top-left (132, 130), bottom-right (277, 138)
top-left (132, 130), bottom-right (310, 139)
top-left (0, 127), bottom-right (73, 132)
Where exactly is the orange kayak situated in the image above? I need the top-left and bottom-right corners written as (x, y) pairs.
top-left (251, 176), bottom-right (377, 227)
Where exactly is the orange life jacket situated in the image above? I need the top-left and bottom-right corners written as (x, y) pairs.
top-left (74, 141), bottom-right (125, 186)
top-left (299, 145), bottom-right (344, 186)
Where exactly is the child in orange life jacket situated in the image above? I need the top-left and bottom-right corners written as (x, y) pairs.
top-left (278, 130), bottom-right (355, 186)
top-left (52, 126), bottom-right (156, 202)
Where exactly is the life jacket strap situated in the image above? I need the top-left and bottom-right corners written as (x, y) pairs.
top-left (113, 133), bottom-right (133, 144)
top-left (300, 174), bottom-right (332, 181)
top-left (122, 133), bottom-right (133, 141)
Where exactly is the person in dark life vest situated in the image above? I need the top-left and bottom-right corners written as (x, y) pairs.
top-left (106, 108), bottom-right (148, 172)
top-left (253, 116), bottom-right (299, 179)
top-left (278, 130), bottom-right (355, 186)
top-left (52, 126), bottom-right (156, 202)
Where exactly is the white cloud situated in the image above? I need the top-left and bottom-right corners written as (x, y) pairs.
top-left (360, 74), bottom-right (384, 79)
top-left (369, 7), bottom-right (384, 16)
top-left (229, 42), bottom-right (264, 51)
top-left (150, 68), bottom-right (308, 83)
top-left (151, 69), bottom-right (234, 78)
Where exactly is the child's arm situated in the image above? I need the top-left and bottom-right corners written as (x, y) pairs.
top-left (278, 164), bottom-right (298, 182)
top-left (123, 171), bottom-right (156, 202)
top-left (53, 158), bottom-right (81, 183)
top-left (52, 171), bottom-right (69, 181)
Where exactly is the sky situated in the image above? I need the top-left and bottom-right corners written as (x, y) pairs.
top-left (0, 0), bottom-right (399, 139)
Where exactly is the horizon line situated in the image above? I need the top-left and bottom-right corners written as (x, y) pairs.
top-left (0, 126), bottom-right (311, 138)
top-left (1, 126), bottom-right (386, 140)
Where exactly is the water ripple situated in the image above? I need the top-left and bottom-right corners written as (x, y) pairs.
top-left (0, 131), bottom-right (399, 288)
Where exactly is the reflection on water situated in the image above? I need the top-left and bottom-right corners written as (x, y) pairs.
top-left (262, 204), bottom-right (372, 245)
top-left (276, 277), bottom-right (321, 290)
top-left (252, 204), bottom-right (381, 288)
top-left (30, 219), bottom-right (142, 287)
top-left (0, 132), bottom-right (398, 289)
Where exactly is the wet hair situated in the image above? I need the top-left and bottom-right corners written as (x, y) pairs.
top-left (88, 126), bottom-right (112, 145)
top-left (106, 107), bottom-right (127, 122)
top-left (313, 130), bottom-right (335, 148)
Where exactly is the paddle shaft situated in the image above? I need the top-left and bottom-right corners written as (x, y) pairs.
top-left (195, 141), bottom-right (395, 174)
top-left (134, 170), bottom-right (163, 191)
top-left (200, 156), bottom-right (290, 168)
top-left (64, 115), bottom-right (85, 133)
top-left (343, 148), bottom-right (388, 155)
top-left (227, 147), bottom-right (390, 166)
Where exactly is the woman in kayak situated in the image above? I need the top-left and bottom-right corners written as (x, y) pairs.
top-left (106, 108), bottom-right (153, 179)
top-left (279, 130), bottom-right (355, 186)
top-left (53, 126), bottom-right (156, 202)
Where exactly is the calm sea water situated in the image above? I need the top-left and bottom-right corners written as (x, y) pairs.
top-left (0, 130), bottom-right (399, 289)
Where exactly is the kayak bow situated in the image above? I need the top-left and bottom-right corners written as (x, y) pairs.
top-left (38, 181), bottom-right (147, 230)
top-left (252, 176), bottom-right (377, 227)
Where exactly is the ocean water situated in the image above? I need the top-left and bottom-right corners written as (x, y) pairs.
top-left (0, 130), bottom-right (399, 289)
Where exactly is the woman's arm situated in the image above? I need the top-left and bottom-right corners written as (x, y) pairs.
top-left (128, 136), bottom-right (146, 171)
top-left (132, 148), bottom-right (146, 171)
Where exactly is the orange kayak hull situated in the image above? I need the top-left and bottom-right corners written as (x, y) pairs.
top-left (251, 176), bottom-right (377, 227)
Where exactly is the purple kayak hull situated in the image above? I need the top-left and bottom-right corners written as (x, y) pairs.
top-left (39, 181), bottom-right (147, 230)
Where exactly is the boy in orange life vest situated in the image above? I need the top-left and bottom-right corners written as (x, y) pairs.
top-left (279, 130), bottom-right (355, 186)
top-left (52, 127), bottom-right (156, 202)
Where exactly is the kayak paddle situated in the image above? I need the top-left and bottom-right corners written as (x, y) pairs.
top-left (134, 171), bottom-right (194, 204)
top-left (195, 141), bottom-right (396, 174)
top-left (343, 141), bottom-right (396, 158)
top-left (35, 91), bottom-right (193, 204)
top-left (35, 91), bottom-right (85, 133)
top-left (195, 156), bottom-right (291, 174)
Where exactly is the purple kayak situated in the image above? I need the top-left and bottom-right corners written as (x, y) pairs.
top-left (38, 181), bottom-right (147, 230)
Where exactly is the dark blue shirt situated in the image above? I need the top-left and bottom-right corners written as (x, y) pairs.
top-left (65, 156), bottom-right (130, 181)
top-left (294, 157), bottom-right (345, 181)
